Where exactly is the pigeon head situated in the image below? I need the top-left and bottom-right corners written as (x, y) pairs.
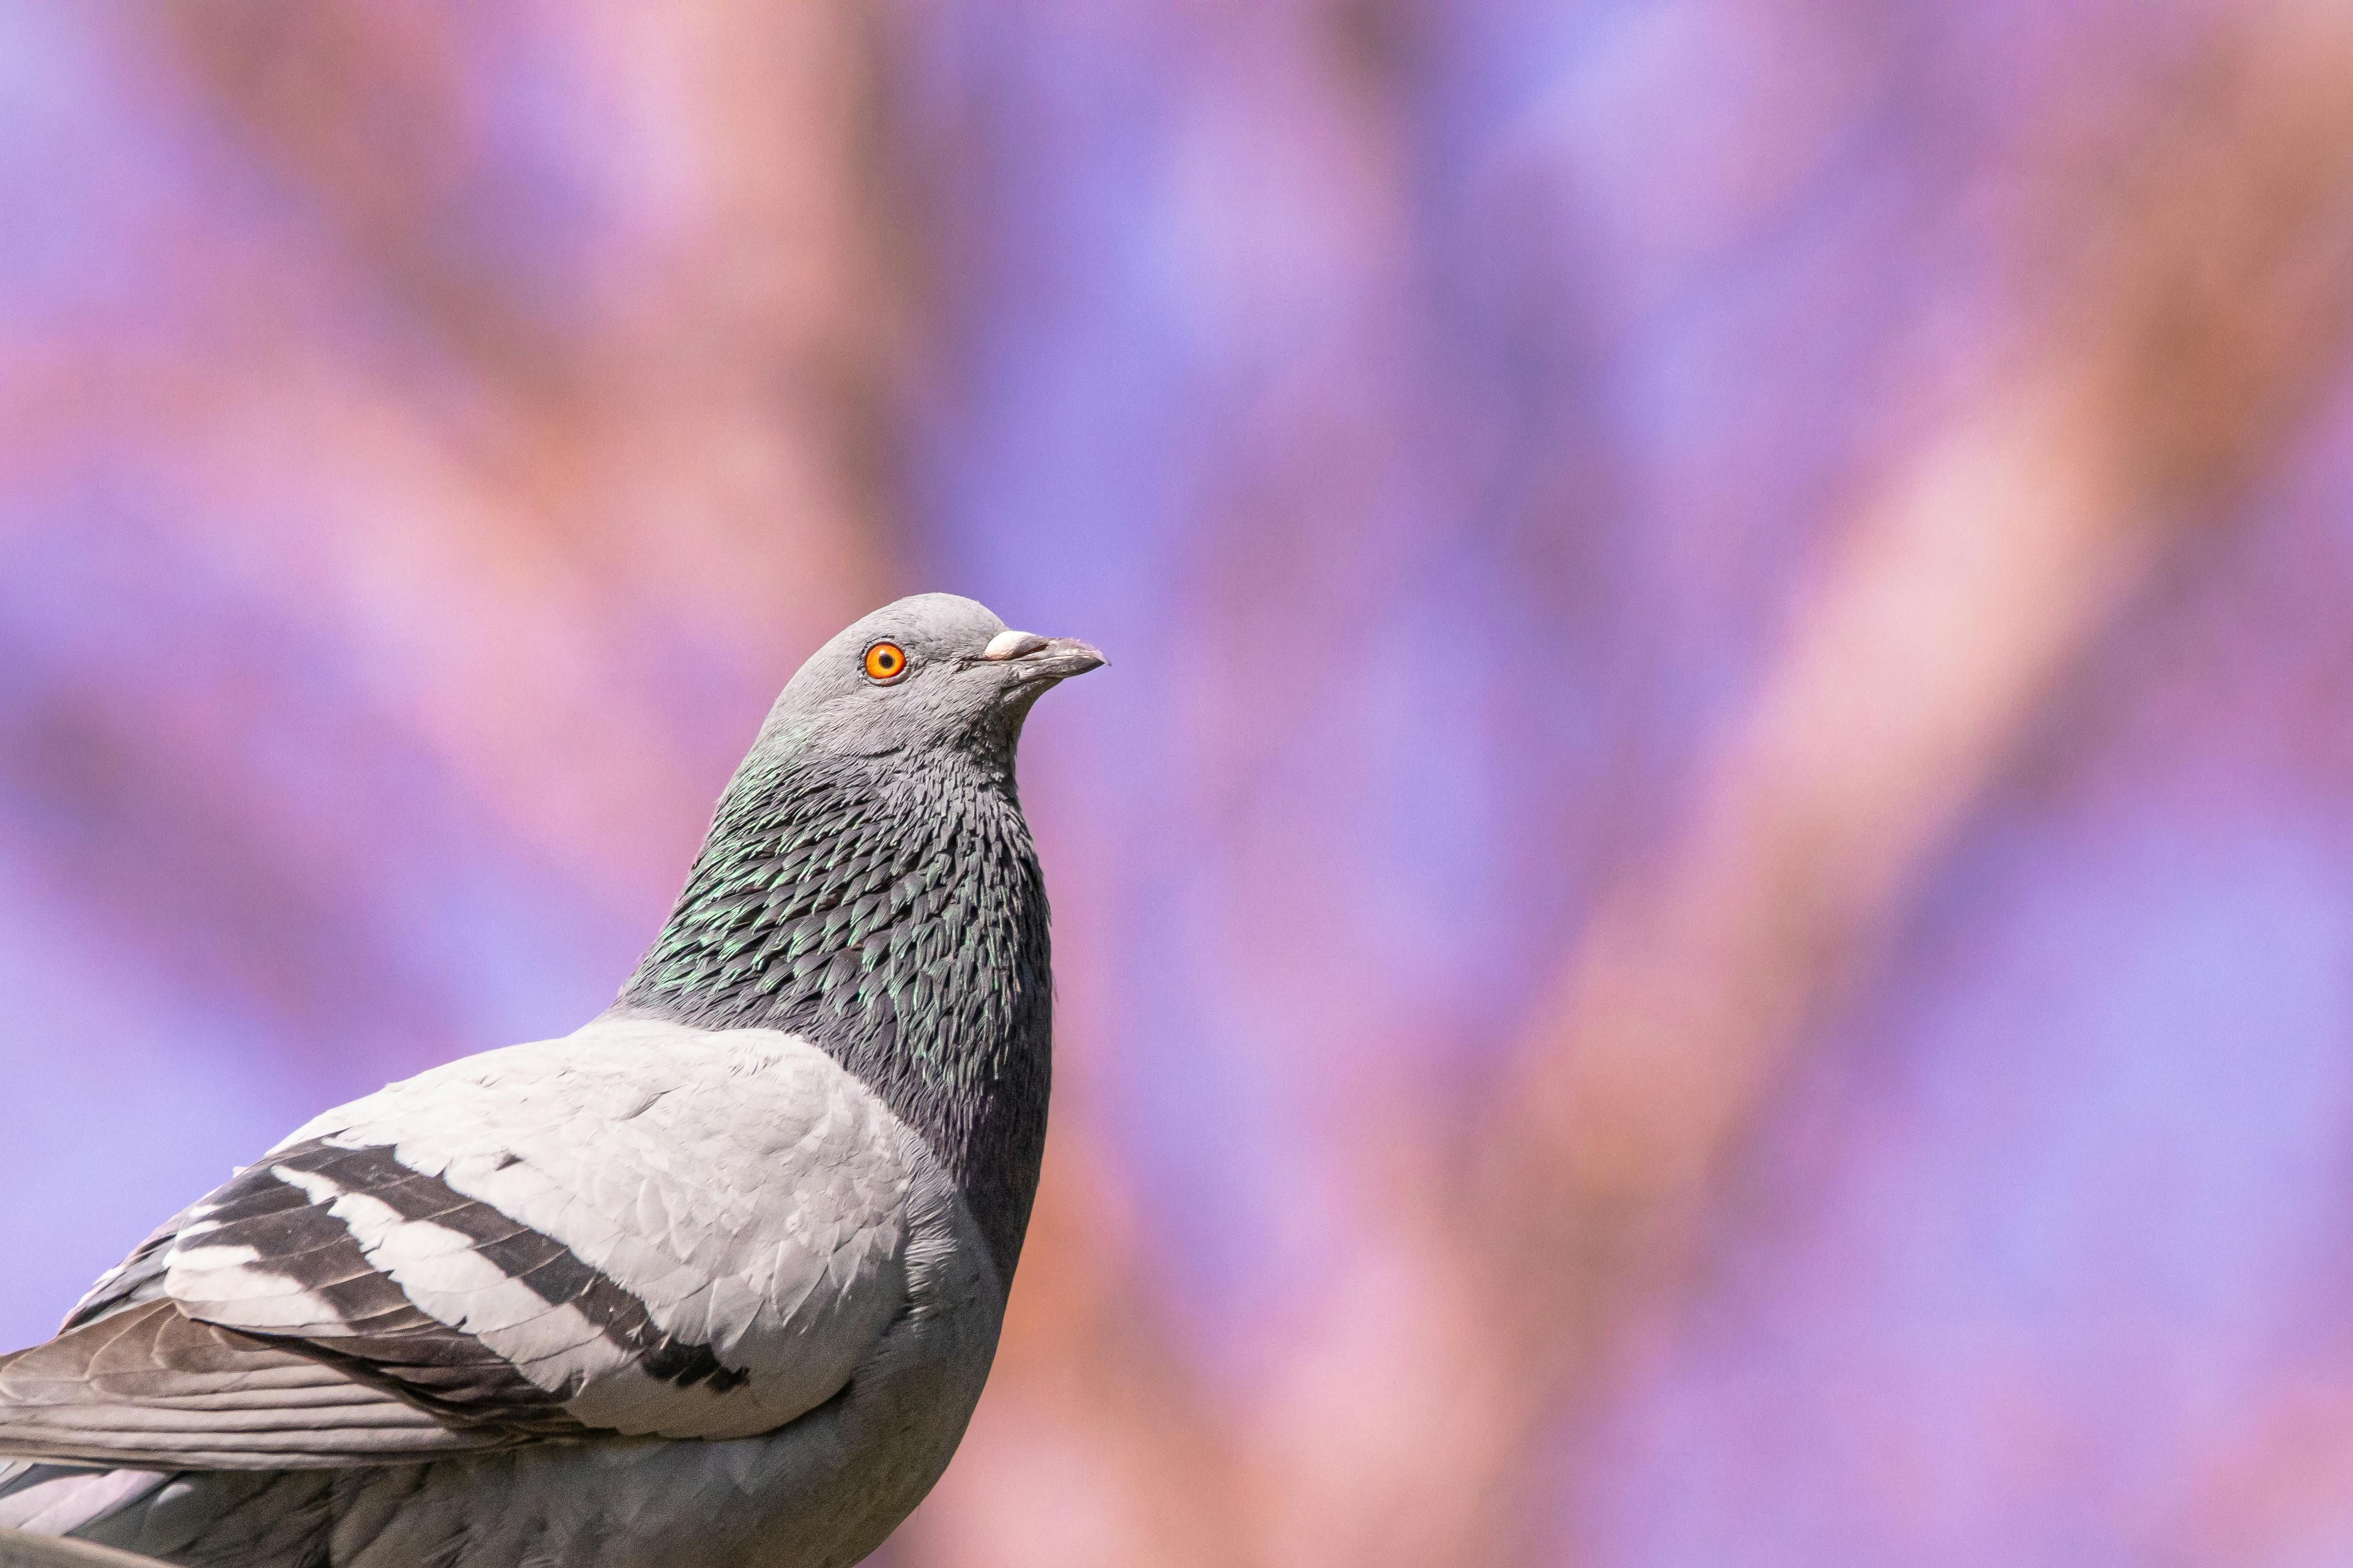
top-left (615, 592), bottom-right (1100, 1281)
top-left (760, 592), bottom-right (1105, 771)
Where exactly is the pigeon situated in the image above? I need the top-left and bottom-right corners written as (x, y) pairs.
top-left (0, 593), bottom-right (1104, 1568)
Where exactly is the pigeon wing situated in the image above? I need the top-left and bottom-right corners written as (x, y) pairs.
top-left (0, 1020), bottom-right (936, 1469)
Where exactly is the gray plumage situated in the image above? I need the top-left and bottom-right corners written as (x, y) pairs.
top-left (0, 1528), bottom-right (165, 1566)
top-left (0, 594), bottom-right (1103, 1568)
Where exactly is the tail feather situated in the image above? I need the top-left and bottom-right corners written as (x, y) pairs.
top-left (0, 1301), bottom-right (465, 1470)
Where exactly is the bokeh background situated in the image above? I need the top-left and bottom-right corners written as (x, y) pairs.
top-left (5, 3), bottom-right (2353, 1565)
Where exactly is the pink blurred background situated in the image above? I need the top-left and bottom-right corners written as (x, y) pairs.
top-left (7, 4), bottom-right (2353, 1565)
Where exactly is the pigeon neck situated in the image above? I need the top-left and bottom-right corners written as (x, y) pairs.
top-left (612, 744), bottom-right (1052, 1285)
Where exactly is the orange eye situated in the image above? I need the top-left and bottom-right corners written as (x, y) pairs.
top-left (862, 641), bottom-right (908, 682)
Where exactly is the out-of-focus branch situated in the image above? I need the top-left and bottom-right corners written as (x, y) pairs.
top-left (1423, 14), bottom-right (2353, 1565)
top-left (155, 0), bottom-right (905, 616)
top-left (2172, 1370), bottom-right (2353, 1565)
top-left (101, 3), bottom-right (912, 906)
top-left (896, 1129), bottom-right (1255, 1568)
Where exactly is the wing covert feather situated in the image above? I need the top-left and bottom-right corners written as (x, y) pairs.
top-left (0, 1021), bottom-right (942, 1469)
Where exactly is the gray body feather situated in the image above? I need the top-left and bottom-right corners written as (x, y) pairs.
top-left (0, 595), bottom-right (1102, 1567)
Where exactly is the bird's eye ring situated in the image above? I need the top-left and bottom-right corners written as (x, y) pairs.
top-left (862, 641), bottom-right (908, 683)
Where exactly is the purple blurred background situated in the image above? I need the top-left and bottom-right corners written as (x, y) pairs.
top-left (7, 4), bottom-right (2353, 1565)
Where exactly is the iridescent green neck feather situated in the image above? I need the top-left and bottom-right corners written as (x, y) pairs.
top-left (613, 745), bottom-right (1052, 1283)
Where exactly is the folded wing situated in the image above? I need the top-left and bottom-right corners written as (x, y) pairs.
top-left (0, 1021), bottom-right (932, 1469)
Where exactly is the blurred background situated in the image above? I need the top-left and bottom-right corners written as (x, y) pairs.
top-left (4, 3), bottom-right (2353, 1565)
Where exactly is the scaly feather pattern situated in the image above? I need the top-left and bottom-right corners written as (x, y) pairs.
top-left (617, 749), bottom-right (1052, 1281)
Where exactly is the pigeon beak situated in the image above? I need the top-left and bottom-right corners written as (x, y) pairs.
top-left (980, 630), bottom-right (1107, 683)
